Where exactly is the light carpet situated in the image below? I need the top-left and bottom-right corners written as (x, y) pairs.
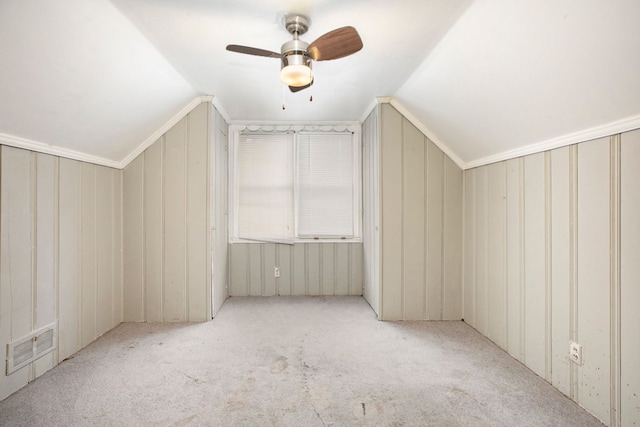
top-left (0, 296), bottom-right (604, 426)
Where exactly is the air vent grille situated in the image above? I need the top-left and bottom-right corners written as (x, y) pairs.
top-left (6, 322), bottom-right (57, 375)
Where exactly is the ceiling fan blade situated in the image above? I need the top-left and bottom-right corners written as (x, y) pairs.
top-left (226, 44), bottom-right (281, 59)
top-left (289, 79), bottom-right (314, 93)
top-left (308, 26), bottom-right (363, 61)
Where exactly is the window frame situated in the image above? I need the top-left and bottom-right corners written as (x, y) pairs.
top-left (229, 124), bottom-right (362, 244)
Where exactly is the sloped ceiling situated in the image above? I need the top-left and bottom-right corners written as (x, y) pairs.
top-left (1, 0), bottom-right (639, 168)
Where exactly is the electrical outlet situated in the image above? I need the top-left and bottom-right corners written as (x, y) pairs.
top-left (569, 341), bottom-right (582, 365)
top-left (274, 267), bottom-right (280, 278)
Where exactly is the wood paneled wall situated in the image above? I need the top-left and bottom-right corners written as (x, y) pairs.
top-left (123, 101), bottom-right (228, 322)
top-left (377, 103), bottom-right (463, 321)
top-left (0, 146), bottom-right (122, 401)
top-left (211, 110), bottom-right (229, 314)
top-left (463, 130), bottom-right (640, 426)
top-left (362, 107), bottom-right (380, 315)
top-left (229, 243), bottom-right (363, 296)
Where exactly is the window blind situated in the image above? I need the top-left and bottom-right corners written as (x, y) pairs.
top-left (237, 133), bottom-right (294, 242)
top-left (296, 132), bottom-right (354, 237)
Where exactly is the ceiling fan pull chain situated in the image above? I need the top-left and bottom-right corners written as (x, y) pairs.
top-left (282, 83), bottom-right (286, 110)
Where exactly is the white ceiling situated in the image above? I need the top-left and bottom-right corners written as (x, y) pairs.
top-left (1, 0), bottom-right (639, 168)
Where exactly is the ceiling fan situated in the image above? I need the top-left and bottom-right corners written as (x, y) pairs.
top-left (226, 14), bottom-right (363, 92)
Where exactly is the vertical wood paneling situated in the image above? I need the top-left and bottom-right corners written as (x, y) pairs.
top-left (2, 147), bottom-right (122, 401)
top-left (610, 136), bottom-right (621, 427)
top-left (335, 244), bottom-right (350, 296)
top-left (228, 243), bottom-right (363, 297)
top-left (80, 163), bottom-right (97, 347)
top-left (403, 122), bottom-right (425, 320)
top-left (111, 169), bottom-right (122, 327)
top-left (187, 103), bottom-right (208, 321)
top-left (375, 104), bottom-right (462, 321)
top-left (123, 102), bottom-right (216, 321)
top-left (248, 244), bottom-right (262, 296)
top-left (123, 155), bottom-right (144, 322)
top-left (463, 130), bottom-right (639, 425)
top-left (276, 244), bottom-right (292, 295)
top-left (475, 167), bottom-right (488, 334)
top-left (523, 153), bottom-right (547, 378)
top-left (306, 243), bottom-right (321, 295)
top-left (212, 108), bottom-right (229, 315)
top-left (262, 244), bottom-right (276, 296)
top-left (34, 154), bottom-right (57, 376)
top-left (443, 156), bottom-right (462, 320)
top-left (362, 106), bottom-right (380, 316)
top-left (144, 140), bottom-right (163, 322)
top-left (426, 141), bottom-right (443, 320)
top-left (487, 162), bottom-right (506, 348)
top-left (350, 243), bottom-right (363, 296)
top-left (164, 119), bottom-right (187, 321)
top-left (58, 158), bottom-right (81, 359)
top-left (0, 147), bottom-right (34, 394)
top-left (229, 244), bottom-right (248, 296)
top-left (550, 147), bottom-right (572, 395)
top-left (292, 243), bottom-right (306, 295)
top-left (463, 168), bottom-right (477, 327)
top-left (96, 166), bottom-right (113, 337)
top-left (621, 129), bottom-right (640, 426)
top-left (380, 104), bottom-right (404, 320)
top-left (577, 138), bottom-right (611, 422)
top-left (321, 244), bottom-right (335, 296)
top-left (35, 154), bottom-right (56, 328)
top-left (505, 158), bottom-right (523, 360)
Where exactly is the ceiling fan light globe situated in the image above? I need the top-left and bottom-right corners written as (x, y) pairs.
top-left (281, 64), bottom-right (313, 87)
top-left (280, 53), bottom-right (313, 87)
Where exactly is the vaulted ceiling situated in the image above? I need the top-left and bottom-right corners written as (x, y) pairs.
top-left (1, 0), bottom-right (639, 169)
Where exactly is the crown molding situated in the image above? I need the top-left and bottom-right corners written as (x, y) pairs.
top-left (464, 114), bottom-right (640, 169)
top-left (119, 95), bottom-right (213, 168)
top-left (0, 133), bottom-right (121, 168)
top-left (0, 95), bottom-right (216, 170)
top-left (211, 96), bottom-right (231, 123)
top-left (377, 98), bottom-right (466, 170)
top-left (359, 98), bottom-right (384, 123)
top-left (372, 97), bottom-right (640, 170)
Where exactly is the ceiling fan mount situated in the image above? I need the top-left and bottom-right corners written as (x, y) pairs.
top-left (283, 14), bottom-right (310, 37)
top-left (225, 12), bottom-right (363, 92)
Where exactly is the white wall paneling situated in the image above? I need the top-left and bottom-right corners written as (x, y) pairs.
top-left (123, 101), bottom-right (228, 322)
top-left (443, 156), bottom-right (463, 320)
top-left (1, 146), bottom-right (122, 401)
top-left (620, 129), bottom-right (640, 426)
top-left (378, 103), bottom-right (463, 321)
top-left (123, 155), bottom-right (145, 322)
top-left (487, 162), bottom-right (506, 349)
top-left (362, 106), bottom-right (380, 316)
top-left (550, 146), bottom-right (572, 397)
top-left (505, 157), bottom-right (524, 362)
top-left (211, 109), bottom-right (229, 316)
top-left (34, 154), bottom-right (57, 378)
top-left (576, 138), bottom-right (611, 422)
top-left (463, 131), bottom-right (640, 426)
top-left (523, 152), bottom-right (547, 378)
top-left (229, 243), bottom-right (363, 297)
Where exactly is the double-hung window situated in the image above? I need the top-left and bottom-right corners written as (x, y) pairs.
top-left (230, 126), bottom-right (361, 243)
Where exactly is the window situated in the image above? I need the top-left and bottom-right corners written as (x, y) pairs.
top-left (230, 126), bottom-right (361, 243)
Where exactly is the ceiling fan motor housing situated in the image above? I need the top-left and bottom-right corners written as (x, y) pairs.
top-left (280, 38), bottom-right (312, 87)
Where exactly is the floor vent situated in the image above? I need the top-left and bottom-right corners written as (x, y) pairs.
top-left (6, 322), bottom-right (57, 375)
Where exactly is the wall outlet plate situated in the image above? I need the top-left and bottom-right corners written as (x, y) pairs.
top-left (274, 267), bottom-right (280, 278)
top-left (569, 341), bottom-right (582, 365)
